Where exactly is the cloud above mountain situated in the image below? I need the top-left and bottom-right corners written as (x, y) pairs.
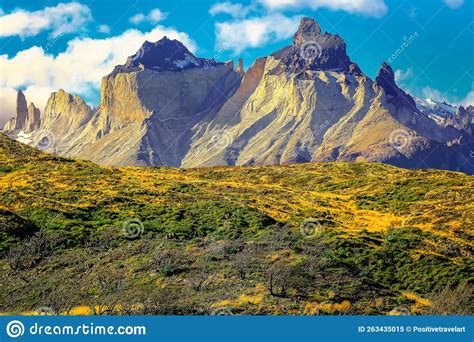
top-left (395, 68), bottom-right (414, 83)
top-left (422, 85), bottom-right (474, 107)
top-left (258, 0), bottom-right (388, 17)
top-left (209, 2), bottom-right (253, 18)
top-left (0, 2), bottom-right (92, 38)
top-left (212, 0), bottom-right (388, 54)
top-left (215, 13), bottom-right (301, 54)
top-left (0, 26), bottom-right (196, 125)
top-left (129, 8), bottom-right (167, 25)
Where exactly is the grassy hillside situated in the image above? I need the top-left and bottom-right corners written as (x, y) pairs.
top-left (0, 134), bottom-right (472, 315)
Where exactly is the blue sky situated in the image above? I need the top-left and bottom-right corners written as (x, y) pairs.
top-left (0, 0), bottom-right (473, 124)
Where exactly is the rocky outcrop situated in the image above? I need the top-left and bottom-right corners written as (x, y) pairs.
top-left (414, 97), bottom-right (456, 124)
top-left (2, 117), bottom-right (15, 131)
top-left (235, 58), bottom-right (245, 75)
top-left (276, 17), bottom-right (360, 77)
top-left (3, 90), bottom-right (41, 132)
top-left (3, 89), bottom-right (92, 153)
top-left (182, 18), bottom-right (466, 171)
top-left (25, 103), bottom-right (41, 131)
top-left (69, 37), bottom-right (243, 166)
top-left (41, 89), bottom-right (91, 127)
top-left (375, 62), bottom-right (417, 110)
top-left (15, 90), bottom-right (28, 130)
top-left (444, 105), bottom-right (474, 131)
top-left (113, 38), bottom-right (222, 74)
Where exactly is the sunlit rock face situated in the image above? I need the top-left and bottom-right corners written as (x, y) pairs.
top-left (3, 17), bottom-right (473, 174)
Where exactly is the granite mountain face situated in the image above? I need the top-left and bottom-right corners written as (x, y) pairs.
top-left (3, 17), bottom-right (474, 173)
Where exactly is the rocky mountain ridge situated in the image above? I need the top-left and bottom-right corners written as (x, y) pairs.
top-left (2, 17), bottom-right (473, 174)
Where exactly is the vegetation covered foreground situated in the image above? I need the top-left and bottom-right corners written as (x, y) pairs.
top-left (0, 134), bottom-right (472, 315)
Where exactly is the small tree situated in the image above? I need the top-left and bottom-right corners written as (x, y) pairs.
top-left (234, 247), bottom-right (255, 280)
top-left (7, 230), bottom-right (55, 271)
top-left (264, 261), bottom-right (293, 297)
top-left (153, 249), bottom-right (187, 276)
top-left (39, 285), bottom-right (76, 315)
top-left (87, 269), bottom-right (128, 315)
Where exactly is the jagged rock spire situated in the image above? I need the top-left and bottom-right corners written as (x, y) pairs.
top-left (26, 102), bottom-right (41, 131)
top-left (235, 58), bottom-right (245, 75)
top-left (444, 105), bottom-right (474, 130)
top-left (15, 90), bottom-right (28, 130)
top-left (375, 62), bottom-right (417, 110)
top-left (375, 62), bottom-right (397, 97)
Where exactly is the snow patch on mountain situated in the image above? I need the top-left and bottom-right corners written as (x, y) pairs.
top-left (414, 96), bottom-right (456, 124)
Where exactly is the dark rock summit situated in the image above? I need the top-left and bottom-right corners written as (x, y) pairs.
top-left (278, 17), bottom-right (358, 76)
top-left (112, 37), bottom-right (222, 75)
top-left (375, 62), bottom-right (417, 110)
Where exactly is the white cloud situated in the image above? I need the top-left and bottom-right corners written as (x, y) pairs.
top-left (422, 86), bottom-right (447, 103)
top-left (215, 13), bottom-right (301, 54)
top-left (394, 67), bottom-right (413, 83)
top-left (0, 87), bottom-right (17, 126)
top-left (98, 25), bottom-right (111, 34)
top-left (0, 27), bottom-right (196, 126)
top-left (460, 90), bottom-right (474, 107)
top-left (129, 8), bottom-right (166, 25)
top-left (422, 85), bottom-right (474, 107)
top-left (129, 13), bottom-right (146, 25)
top-left (209, 2), bottom-right (253, 18)
top-left (0, 2), bottom-right (92, 39)
top-left (258, 0), bottom-right (388, 17)
top-left (443, 0), bottom-right (464, 9)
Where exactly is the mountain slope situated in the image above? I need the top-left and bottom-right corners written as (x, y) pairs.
top-left (2, 18), bottom-right (473, 174)
top-left (0, 133), bottom-right (472, 315)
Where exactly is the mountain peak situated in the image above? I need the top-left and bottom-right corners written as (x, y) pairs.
top-left (444, 105), bottom-right (474, 131)
top-left (375, 62), bottom-right (396, 94)
top-left (278, 17), bottom-right (354, 75)
top-left (375, 62), bottom-right (417, 110)
top-left (15, 90), bottom-right (28, 130)
top-left (293, 17), bottom-right (322, 46)
top-left (3, 90), bottom-right (37, 132)
top-left (113, 37), bottom-right (223, 74)
top-left (26, 102), bottom-right (41, 131)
